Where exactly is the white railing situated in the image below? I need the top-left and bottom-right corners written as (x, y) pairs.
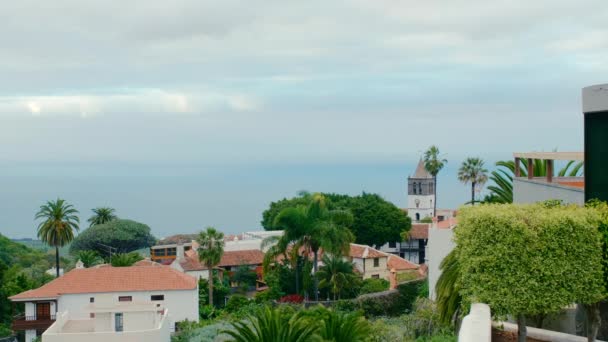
top-left (459, 303), bottom-right (491, 342)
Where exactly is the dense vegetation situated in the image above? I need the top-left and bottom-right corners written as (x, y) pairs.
top-left (262, 192), bottom-right (410, 248)
top-left (70, 219), bottom-right (156, 256)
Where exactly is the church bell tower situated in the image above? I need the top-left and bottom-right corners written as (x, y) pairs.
top-left (407, 160), bottom-right (435, 222)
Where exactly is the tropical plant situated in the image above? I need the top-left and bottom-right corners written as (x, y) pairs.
top-left (197, 227), bottom-right (225, 307)
top-left (487, 159), bottom-right (584, 203)
top-left (316, 254), bottom-right (356, 300)
top-left (110, 252), bottom-right (143, 267)
top-left (318, 310), bottom-right (370, 342)
top-left (87, 207), bottom-right (117, 227)
top-left (76, 250), bottom-right (101, 268)
top-left (435, 249), bottom-right (461, 325)
top-left (35, 199), bottom-right (80, 277)
top-left (424, 146), bottom-right (447, 217)
top-left (457, 157), bottom-right (488, 205)
top-left (222, 306), bottom-right (319, 342)
top-left (70, 219), bottom-right (156, 256)
top-left (268, 193), bottom-right (354, 301)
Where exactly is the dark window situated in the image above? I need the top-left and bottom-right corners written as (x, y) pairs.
top-left (118, 296), bottom-right (132, 302)
top-left (418, 183), bottom-right (422, 194)
top-left (90, 313), bottom-right (95, 318)
top-left (184, 246), bottom-right (191, 251)
top-left (388, 241), bottom-right (396, 248)
top-left (151, 295), bottom-right (164, 301)
top-left (115, 313), bottom-right (123, 332)
top-left (373, 258), bottom-right (379, 267)
top-left (371, 274), bottom-right (380, 279)
top-left (154, 249), bottom-right (166, 256)
top-left (90, 297), bottom-right (94, 303)
top-left (415, 213), bottom-right (420, 221)
top-left (167, 248), bottom-right (177, 256)
top-left (413, 182), bottom-right (417, 194)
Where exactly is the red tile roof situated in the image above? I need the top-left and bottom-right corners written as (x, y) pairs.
top-left (179, 255), bottom-right (209, 271)
top-left (409, 224), bottom-right (430, 239)
top-left (10, 266), bottom-right (197, 301)
top-left (387, 254), bottom-right (418, 271)
top-left (219, 250), bottom-right (265, 267)
top-left (349, 244), bottom-right (387, 259)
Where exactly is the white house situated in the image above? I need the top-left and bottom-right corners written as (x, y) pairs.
top-left (10, 265), bottom-right (198, 342)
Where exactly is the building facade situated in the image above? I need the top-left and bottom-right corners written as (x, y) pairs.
top-left (407, 160), bottom-right (435, 222)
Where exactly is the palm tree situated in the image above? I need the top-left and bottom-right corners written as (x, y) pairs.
top-left (110, 252), bottom-right (143, 267)
top-left (487, 159), bottom-right (584, 203)
top-left (198, 227), bottom-right (225, 307)
top-left (424, 146), bottom-right (447, 217)
top-left (436, 249), bottom-right (462, 325)
top-left (319, 310), bottom-right (370, 342)
top-left (272, 194), bottom-right (354, 301)
top-left (223, 306), bottom-right (319, 342)
top-left (77, 250), bottom-right (101, 268)
top-left (35, 199), bottom-right (80, 277)
top-left (458, 157), bottom-right (488, 205)
top-left (317, 254), bottom-right (356, 300)
top-left (87, 207), bottom-right (117, 227)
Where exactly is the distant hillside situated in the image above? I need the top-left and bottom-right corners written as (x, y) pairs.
top-left (11, 238), bottom-right (71, 256)
top-left (0, 234), bottom-right (51, 270)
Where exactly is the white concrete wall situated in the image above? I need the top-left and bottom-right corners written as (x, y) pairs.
top-left (513, 178), bottom-right (584, 205)
top-left (428, 226), bottom-right (455, 300)
top-left (407, 193), bottom-right (434, 221)
top-left (58, 288), bottom-right (198, 332)
top-left (459, 303), bottom-right (491, 342)
top-left (25, 302), bottom-right (35, 317)
top-left (186, 270), bottom-right (209, 280)
top-left (25, 329), bottom-right (36, 342)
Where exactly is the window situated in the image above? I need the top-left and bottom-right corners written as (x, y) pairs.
top-left (372, 274), bottom-right (380, 279)
top-left (90, 297), bottom-right (94, 303)
top-left (373, 258), bottom-right (379, 267)
top-left (115, 313), bottom-right (123, 332)
top-left (167, 248), bottom-right (177, 256)
top-left (415, 213), bottom-right (420, 221)
top-left (118, 296), bottom-right (132, 302)
top-left (154, 249), bottom-right (166, 256)
top-left (90, 313), bottom-right (95, 318)
top-left (388, 241), bottom-right (396, 248)
top-left (413, 182), bottom-right (417, 194)
top-left (151, 295), bottom-right (164, 301)
top-left (184, 246), bottom-right (191, 251)
top-left (418, 183), bottom-right (422, 194)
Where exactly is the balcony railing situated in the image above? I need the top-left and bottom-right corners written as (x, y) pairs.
top-left (12, 314), bottom-right (56, 331)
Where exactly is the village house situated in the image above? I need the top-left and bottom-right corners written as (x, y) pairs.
top-left (10, 264), bottom-right (198, 342)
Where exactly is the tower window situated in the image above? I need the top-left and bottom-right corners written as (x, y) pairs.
top-left (418, 183), bottom-right (422, 194)
top-left (415, 213), bottom-right (420, 221)
top-left (413, 182), bottom-right (417, 194)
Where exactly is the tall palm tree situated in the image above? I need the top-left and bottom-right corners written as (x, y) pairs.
top-left (272, 193), bottom-right (354, 301)
top-left (458, 158), bottom-right (489, 205)
top-left (223, 306), bottom-right (319, 342)
top-left (317, 254), bottom-right (356, 300)
top-left (87, 207), bottom-right (117, 227)
top-left (35, 199), bottom-right (80, 277)
top-left (198, 227), bottom-right (225, 307)
top-left (424, 146), bottom-right (447, 217)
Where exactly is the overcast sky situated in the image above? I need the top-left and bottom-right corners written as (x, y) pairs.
top-left (0, 1), bottom-right (606, 237)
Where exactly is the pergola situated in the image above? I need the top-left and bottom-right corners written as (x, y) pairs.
top-left (512, 152), bottom-right (584, 184)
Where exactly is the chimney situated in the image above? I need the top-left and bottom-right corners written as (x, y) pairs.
top-left (389, 268), bottom-right (397, 289)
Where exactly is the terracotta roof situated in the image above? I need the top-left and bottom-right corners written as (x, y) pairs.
top-left (10, 266), bottom-right (197, 301)
top-left (179, 256), bottom-right (209, 271)
top-left (387, 255), bottom-right (418, 271)
top-left (412, 159), bottom-right (432, 179)
top-left (157, 234), bottom-right (197, 245)
top-left (436, 217), bottom-right (458, 229)
top-left (133, 259), bottom-right (163, 267)
top-left (219, 250), bottom-right (265, 267)
top-left (349, 244), bottom-right (387, 259)
top-left (409, 224), bottom-right (430, 239)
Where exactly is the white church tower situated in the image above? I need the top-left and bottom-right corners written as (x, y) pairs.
top-left (407, 160), bottom-right (435, 222)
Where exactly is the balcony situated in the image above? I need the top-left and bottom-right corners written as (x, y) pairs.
top-left (12, 314), bottom-right (56, 331)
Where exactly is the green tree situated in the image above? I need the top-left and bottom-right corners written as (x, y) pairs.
top-left (318, 310), bottom-right (370, 342)
top-left (272, 194), bottom-right (354, 301)
top-left (455, 204), bottom-right (604, 342)
top-left (70, 219), bottom-right (156, 256)
top-left (198, 227), bottom-right (225, 308)
top-left (110, 252), bottom-right (143, 267)
top-left (316, 254), bottom-right (356, 300)
top-left (232, 265), bottom-right (258, 293)
top-left (76, 250), bottom-right (101, 268)
top-left (424, 146), bottom-right (447, 217)
top-left (358, 278), bottom-right (389, 295)
top-left (35, 198), bottom-right (80, 277)
top-left (435, 249), bottom-right (461, 325)
top-left (223, 306), bottom-right (319, 342)
top-left (261, 191), bottom-right (312, 230)
top-left (457, 157), bottom-right (488, 205)
top-left (87, 207), bottom-right (117, 227)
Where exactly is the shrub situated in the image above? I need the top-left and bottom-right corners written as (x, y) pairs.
top-left (359, 278), bottom-right (389, 295)
top-left (356, 279), bottom-right (425, 317)
top-left (225, 294), bottom-right (250, 313)
top-left (278, 294), bottom-right (304, 303)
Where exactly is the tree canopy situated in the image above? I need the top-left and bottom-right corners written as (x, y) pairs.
top-left (70, 219), bottom-right (156, 256)
top-left (261, 192), bottom-right (410, 247)
top-left (455, 203), bottom-right (604, 340)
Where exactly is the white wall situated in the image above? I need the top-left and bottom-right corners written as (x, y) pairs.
top-left (513, 178), bottom-right (584, 205)
top-left (428, 226), bottom-right (455, 301)
top-left (459, 303), bottom-right (491, 342)
top-left (58, 288), bottom-right (198, 332)
top-left (186, 270), bottom-right (209, 280)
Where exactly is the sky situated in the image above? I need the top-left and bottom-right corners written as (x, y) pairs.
top-left (1, 0), bottom-right (606, 238)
